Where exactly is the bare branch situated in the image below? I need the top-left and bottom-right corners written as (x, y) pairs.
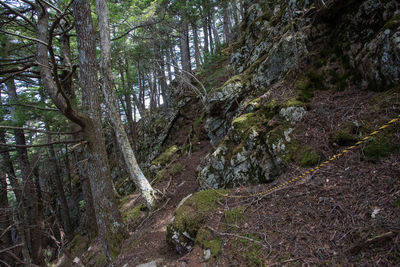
top-left (0, 244), bottom-right (24, 254)
top-left (0, 125), bottom-right (80, 135)
top-left (0, 139), bottom-right (85, 148)
top-left (0, 1), bottom-right (36, 29)
top-left (0, 62), bottom-right (38, 75)
top-left (39, 0), bottom-right (62, 13)
top-left (0, 29), bottom-right (48, 46)
top-left (0, 103), bottom-right (58, 112)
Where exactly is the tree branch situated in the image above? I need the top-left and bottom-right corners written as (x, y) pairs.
top-left (0, 2), bottom-right (36, 29)
top-left (0, 103), bottom-right (58, 111)
top-left (0, 62), bottom-right (38, 75)
top-left (0, 125), bottom-right (80, 135)
top-left (0, 139), bottom-right (85, 148)
top-left (0, 29), bottom-right (48, 46)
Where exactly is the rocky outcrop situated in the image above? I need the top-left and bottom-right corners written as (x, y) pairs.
top-left (200, 0), bottom-right (400, 190)
top-left (200, 98), bottom-right (306, 189)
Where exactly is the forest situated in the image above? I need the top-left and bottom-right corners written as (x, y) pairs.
top-left (0, 0), bottom-right (399, 266)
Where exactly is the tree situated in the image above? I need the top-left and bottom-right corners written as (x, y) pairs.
top-left (96, 0), bottom-right (159, 211)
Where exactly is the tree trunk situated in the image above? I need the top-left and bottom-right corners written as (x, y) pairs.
top-left (6, 79), bottom-right (43, 265)
top-left (222, 0), bottom-right (232, 44)
top-left (47, 135), bottom-right (73, 236)
top-left (180, 10), bottom-right (192, 86)
top-left (72, 0), bottom-right (128, 260)
top-left (210, 6), bottom-right (221, 46)
top-left (192, 22), bottom-right (202, 68)
top-left (202, 4), bottom-right (209, 55)
top-left (59, 26), bottom-right (98, 237)
top-left (95, 0), bottom-right (158, 213)
top-left (0, 146), bottom-right (13, 266)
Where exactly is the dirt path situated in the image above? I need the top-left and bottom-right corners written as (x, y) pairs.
top-left (114, 102), bottom-right (212, 266)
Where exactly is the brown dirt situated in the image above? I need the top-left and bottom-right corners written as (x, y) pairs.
top-left (114, 102), bottom-right (212, 267)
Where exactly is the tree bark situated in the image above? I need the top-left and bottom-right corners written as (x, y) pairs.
top-left (201, 2), bottom-right (209, 55)
top-left (46, 133), bottom-right (73, 236)
top-left (6, 79), bottom-right (43, 265)
top-left (192, 22), bottom-right (202, 68)
top-left (180, 6), bottom-right (192, 86)
top-left (210, 6), bottom-right (221, 47)
top-left (72, 0), bottom-right (127, 260)
top-left (59, 25), bottom-right (98, 237)
top-left (0, 145), bottom-right (13, 266)
top-left (95, 0), bottom-right (158, 214)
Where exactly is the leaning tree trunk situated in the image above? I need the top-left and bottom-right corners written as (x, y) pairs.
top-left (95, 0), bottom-right (158, 211)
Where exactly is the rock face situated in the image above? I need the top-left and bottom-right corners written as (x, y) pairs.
top-left (200, 98), bottom-right (306, 189)
top-left (200, 0), bottom-right (400, 189)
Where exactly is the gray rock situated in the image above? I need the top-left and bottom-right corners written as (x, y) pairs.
top-left (136, 260), bottom-right (158, 267)
top-left (203, 249), bottom-right (211, 261)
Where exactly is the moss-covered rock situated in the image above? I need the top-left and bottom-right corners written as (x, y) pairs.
top-left (166, 190), bottom-right (225, 254)
top-left (195, 228), bottom-right (222, 258)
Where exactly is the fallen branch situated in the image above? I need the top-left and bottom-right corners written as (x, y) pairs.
top-left (207, 226), bottom-right (272, 252)
top-left (349, 231), bottom-right (397, 254)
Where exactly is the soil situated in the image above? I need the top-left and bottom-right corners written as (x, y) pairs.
top-left (114, 88), bottom-right (399, 266)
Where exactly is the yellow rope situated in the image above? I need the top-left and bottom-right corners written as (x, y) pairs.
top-left (198, 114), bottom-right (400, 199)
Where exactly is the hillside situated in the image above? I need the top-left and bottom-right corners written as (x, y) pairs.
top-left (62, 0), bottom-right (400, 266)
top-left (1, 0), bottom-right (399, 266)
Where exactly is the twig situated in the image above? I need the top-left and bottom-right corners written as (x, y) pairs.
top-left (207, 226), bottom-right (272, 251)
top-left (136, 198), bottom-right (170, 231)
top-left (349, 231), bottom-right (397, 254)
top-left (268, 258), bottom-right (301, 266)
top-left (0, 243), bottom-right (23, 254)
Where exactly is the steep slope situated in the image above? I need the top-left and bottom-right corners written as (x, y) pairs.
top-left (63, 0), bottom-right (399, 266)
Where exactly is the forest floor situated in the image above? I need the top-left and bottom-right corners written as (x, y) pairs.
top-left (68, 88), bottom-right (399, 266)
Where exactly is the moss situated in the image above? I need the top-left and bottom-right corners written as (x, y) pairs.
top-left (195, 228), bottom-right (222, 257)
top-left (119, 195), bottom-right (131, 207)
top-left (151, 145), bottom-right (179, 166)
top-left (281, 98), bottom-right (304, 108)
top-left (383, 14), bottom-right (400, 30)
top-left (363, 136), bottom-right (397, 162)
top-left (332, 123), bottom-right (359, 145)
top-left (225, 207), bottom-right (244, 225)
top-left (395, 198), bottom-right (400, 208)
top-left (232, 112), bottom-right (267, 140)
top-left (205, 239), bottom-right (222, 257)
top-left (248, 97), bottom-right (261, 110)
top-left (295, 71), bottom-right (327, 102)
top-left (299, 149), bottom-right (321, 167)
top-left (193, 113), bottom-right (205, 131)
top-left (69, 234), bottom-right (88, 255)
top-left (170, 163), bottom-right (182, 176)
top-left (232, 235), bottom-right (264, 267)
top-left (285, 143), bottom-right (320, 167)
top-left (122, 204), bottom-right (143, 223)
top-left (167, 189), bottom-right (226, 244)
top-left (95, 252), bottom-right (107, 266)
